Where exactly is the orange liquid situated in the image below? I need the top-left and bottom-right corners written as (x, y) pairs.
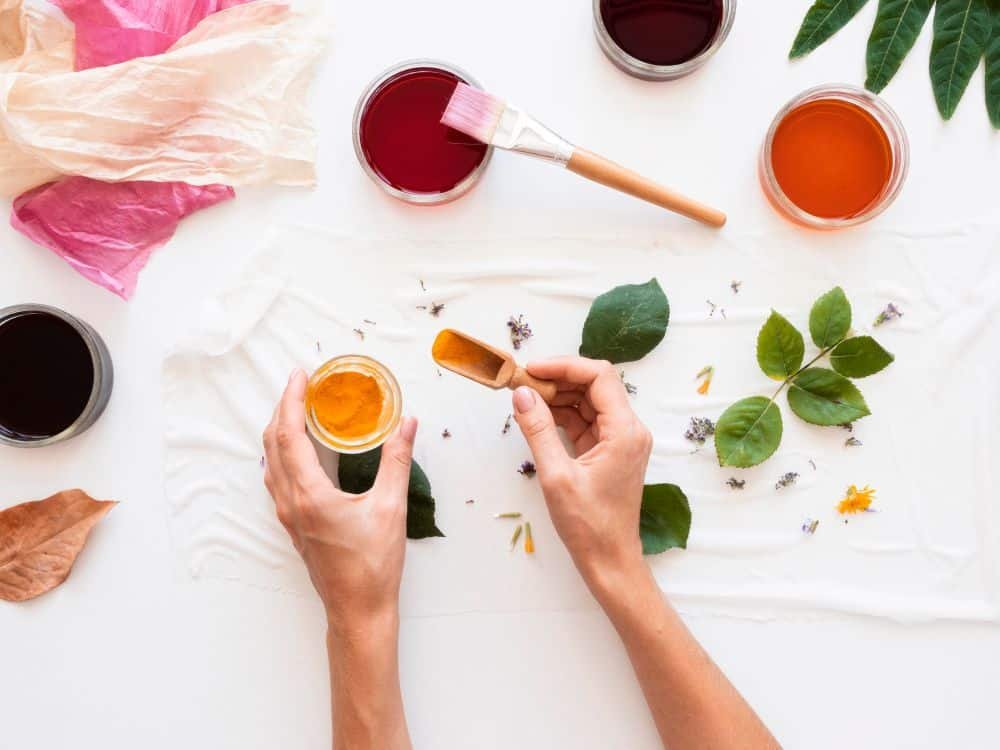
top-left (770, 98), bottom-right (892, 220)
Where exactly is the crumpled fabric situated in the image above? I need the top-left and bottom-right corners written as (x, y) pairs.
top-left (0, 0), bottom-right (325, 195)
top-left (51, 0), bottom-right (253, 70)
top-left (0, 0), bottom-right (325, 297)
top-left (12, 178), bottom-right (234, 299)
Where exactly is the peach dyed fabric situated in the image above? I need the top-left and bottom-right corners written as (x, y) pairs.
top-left (0, 0), bottom-right (325, 196)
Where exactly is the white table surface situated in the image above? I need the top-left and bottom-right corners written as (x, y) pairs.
top-left (3, 1), bottom-right (1000, 747)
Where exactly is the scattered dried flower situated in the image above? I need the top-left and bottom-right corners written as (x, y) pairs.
top-left (802, 518), bottom-right (819, 535)
top-left (495, 512), bottom-right (522, 519)
top-left (507, 314), bottom-right (533, 350)
top-left (363, 319), bottom-right (377, 325)
top-left (809, 459), bottom-right (817, 471)
top-left (873, 303), bottom-right (903, 327)
top-left (524, 522), bottom-right (535, 554)
top-left (352, 328), bottom-right (365, 340)
top-left (726, 477), bottom-right (746, 490)
top-left (845, 437), bottom-right (863, 447)
top-left (509, 524), bottom-right (523, 550)
top-left (416, 302), bottom-right (445, 316)
top-left (419, 279), bottom-right (427, 292)
top-left (518, 461), bottom-right (536, 478)
top-left (316, 341), bottom-right (321, 353)
top-left (502, 414), bottom-right (513, 435)
top-left (260, 455), bottom-right (265, 469)
top-left (696, 365), bottom-right (714, 395)
top-left (684, 417), bottom-right (716, 445)
top-left (706, 299), bottom-right (718, 316)
top-left (620, 371), bottom-right (638, 396)
top-left (731, 280), bottom-right (742, 294)
top-left (441, 429), bottom-right (452, 439)
top-left (837, 484), bottom-right (876, 514)
top-left (465, 499), bottom-right (475, 505)
top-left (775, 472), bottom-right (799, 490)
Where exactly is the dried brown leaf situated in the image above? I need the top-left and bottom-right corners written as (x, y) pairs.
top-left (0, 489), bottom-right (116, 602)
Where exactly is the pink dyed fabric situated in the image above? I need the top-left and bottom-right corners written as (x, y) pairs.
top-left (12, 178), bottom-right (234, 299)
top-left (51, 0), bottom-right (253, 70)
top-left (9, 0), bottom-right (252, 298)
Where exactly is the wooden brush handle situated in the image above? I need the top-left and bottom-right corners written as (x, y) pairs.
top-left (567, 148), bottom-right (727, 228)
top-left (509, 367), bottom-right (559, 403)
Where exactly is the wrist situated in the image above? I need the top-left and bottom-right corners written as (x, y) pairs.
top-left (326, 601), bottom-right (399, 645)
top-left (579, 549), bottom-right (656, 615)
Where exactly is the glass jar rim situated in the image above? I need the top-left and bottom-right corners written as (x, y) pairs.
top-left (352, 58), bottom-right (494, 206)
top-left (0, 303), bottom-right (111, 449)
top-left (759, 83), bottom-right (910, 229)
top-left (305, 354), bottom-right (403, 455)
top-left (592, 0), bottom-right (737, 80)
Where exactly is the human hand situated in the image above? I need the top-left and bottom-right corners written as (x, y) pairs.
top-left (263, 369), bottom-right (418, 633)
top-left (512, 357), bottom-right (652, 598)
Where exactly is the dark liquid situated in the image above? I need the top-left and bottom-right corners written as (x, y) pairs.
top-left (600, 0), bottom-right (724, 66)
top-left (0, 311), bottom-right (94, 440)
top-left (360, 67), bottom-right (489, 195)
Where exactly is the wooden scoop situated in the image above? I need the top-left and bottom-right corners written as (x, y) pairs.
top-left (431, 329), bottom-right (558, 403)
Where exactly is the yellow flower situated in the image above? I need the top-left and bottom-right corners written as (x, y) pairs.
top-left (837, 485), bottom-right (876, 514)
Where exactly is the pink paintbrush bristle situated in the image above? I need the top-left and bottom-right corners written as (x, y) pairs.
top-left (440, 82), bottom-right (505, 145)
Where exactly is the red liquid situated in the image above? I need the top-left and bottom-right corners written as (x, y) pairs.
top-left (359, 67), bottom-right (489, 196)
top-left (600, 0), bottom-right (724, 66)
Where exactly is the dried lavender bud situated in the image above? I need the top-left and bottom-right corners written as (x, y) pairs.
top-left (684, 417), bottom-right (716, 445)
top-left (352, 328), bottom-right (365, 340)
top-left (873, 302), bottom-right (903, 327)
top-left (845, 437), bottom-right (863, 447)
top-left (430, 303), bottom-right (445, 317)
top-left (502, 414), bottom-right (513, 435)
top-left (801, 518), bottom-right (819, 535)
top-left (442, 429), bottom-right (452, 439)
top-left (726, 477), bottom-right (746, 490)
top-left (363, 319), bottom-right (377, 325)
top-left (620, 371), bottom-right (637, 396)
top-left (731, 280), bottom-right (742, 294)
top-left (775, 472), bottom-right (799, 490)
top-left (507, 315), bottom-right (533, 350)
top-left (518, 461), bottom-right (536, 478)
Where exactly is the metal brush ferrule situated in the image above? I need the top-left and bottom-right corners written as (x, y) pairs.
top-left (492, 107), bottom-right (575, 165)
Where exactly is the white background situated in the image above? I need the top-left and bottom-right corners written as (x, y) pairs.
top-left (2, 1), bottom-right (1000, 748)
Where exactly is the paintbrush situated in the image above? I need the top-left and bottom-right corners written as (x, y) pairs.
top-left (441, 82), bottom-right (726, 228)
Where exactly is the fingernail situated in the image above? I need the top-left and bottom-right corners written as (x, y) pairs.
top-left (400, 416), bottom-right (418, 442)
top-left (513, 386), bottom-right (536, 414)
top-left (289, 367), bottom-right (304, 384)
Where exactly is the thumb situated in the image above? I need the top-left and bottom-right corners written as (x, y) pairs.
top-left (373, 417), bottom-right (418, 500)
top-left (513, 387), bottom-right (569, 471)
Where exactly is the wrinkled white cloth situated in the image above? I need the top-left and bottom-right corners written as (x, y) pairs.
top-left (0, 0), bottom-right (327, 196)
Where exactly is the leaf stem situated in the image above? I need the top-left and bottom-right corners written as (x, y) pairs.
top-left (765, 339), bottom-right (844, 407)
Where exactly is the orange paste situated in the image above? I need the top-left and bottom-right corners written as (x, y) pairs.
top-left (431, 330), bottom-right (504, 378)
top-left (309, 371), bottom-right (383, 439)
top-left (771, 98), bottom-right (892, 220)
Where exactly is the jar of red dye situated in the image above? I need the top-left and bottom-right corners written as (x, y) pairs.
top-left (353, 59), bottom-right (494, 205)
top-left (593, 0), bottom-right (737, 80)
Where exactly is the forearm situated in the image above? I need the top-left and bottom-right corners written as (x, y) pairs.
top-left (327, 609), bottom-right (412, 750)
top-left (588, 560), bottom-right (779, 750)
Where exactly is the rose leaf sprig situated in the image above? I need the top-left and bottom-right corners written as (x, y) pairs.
top-left (715, 287), bottom-right (895, 468)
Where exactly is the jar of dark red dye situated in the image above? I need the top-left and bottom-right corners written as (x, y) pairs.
top-left (0, 304), bottom-right (113, 448)
top-left (593, 0), bottom-right (737, 80)
top-left (353, 59), bottom-right (494, 205)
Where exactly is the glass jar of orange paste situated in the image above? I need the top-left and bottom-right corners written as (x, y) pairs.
top-left (305, 355), bottom-right (402, 454)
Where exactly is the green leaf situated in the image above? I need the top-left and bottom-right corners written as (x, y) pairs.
top-left (930, 0), bottom-right (992, 119)
top-left (715, 396), bottom-right (784, 468)
top-left (830, 336), bottom-right (895, 377)
top-left (757, 311), bottom-right (805, 380)
top-left (639, 484), bottom-right (692, 555)
top-left (808, 286), bottom-right (852, 348)
top-left (866, 0), bottom-right (935, 92)
top-left (986, 0), bottom-right (1000, 126)
top-left (338, 448), bottom-right (444, 539)
top-left (787, 368), bottom-right (871, 425)
top-left (579, 278), bottom-right (669, 364)
top-left (790, 0), bottom-right (872, 58)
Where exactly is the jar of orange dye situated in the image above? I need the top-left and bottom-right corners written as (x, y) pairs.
top-left (305, 355), bottom-right (402, 454)
top-left (759, 84), bottom-right (909, 229)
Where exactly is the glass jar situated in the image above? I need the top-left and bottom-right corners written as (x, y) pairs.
top-left (759, 84), bottom-right (909, 230)
top-left (593, 0), bottom-right (737, 81)
top-left (0, 303), bottom-right (114, 448)
top-left (353, 59), bottom-right (494, 205)
top-left (305, 355), bottom-right (402, 454)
